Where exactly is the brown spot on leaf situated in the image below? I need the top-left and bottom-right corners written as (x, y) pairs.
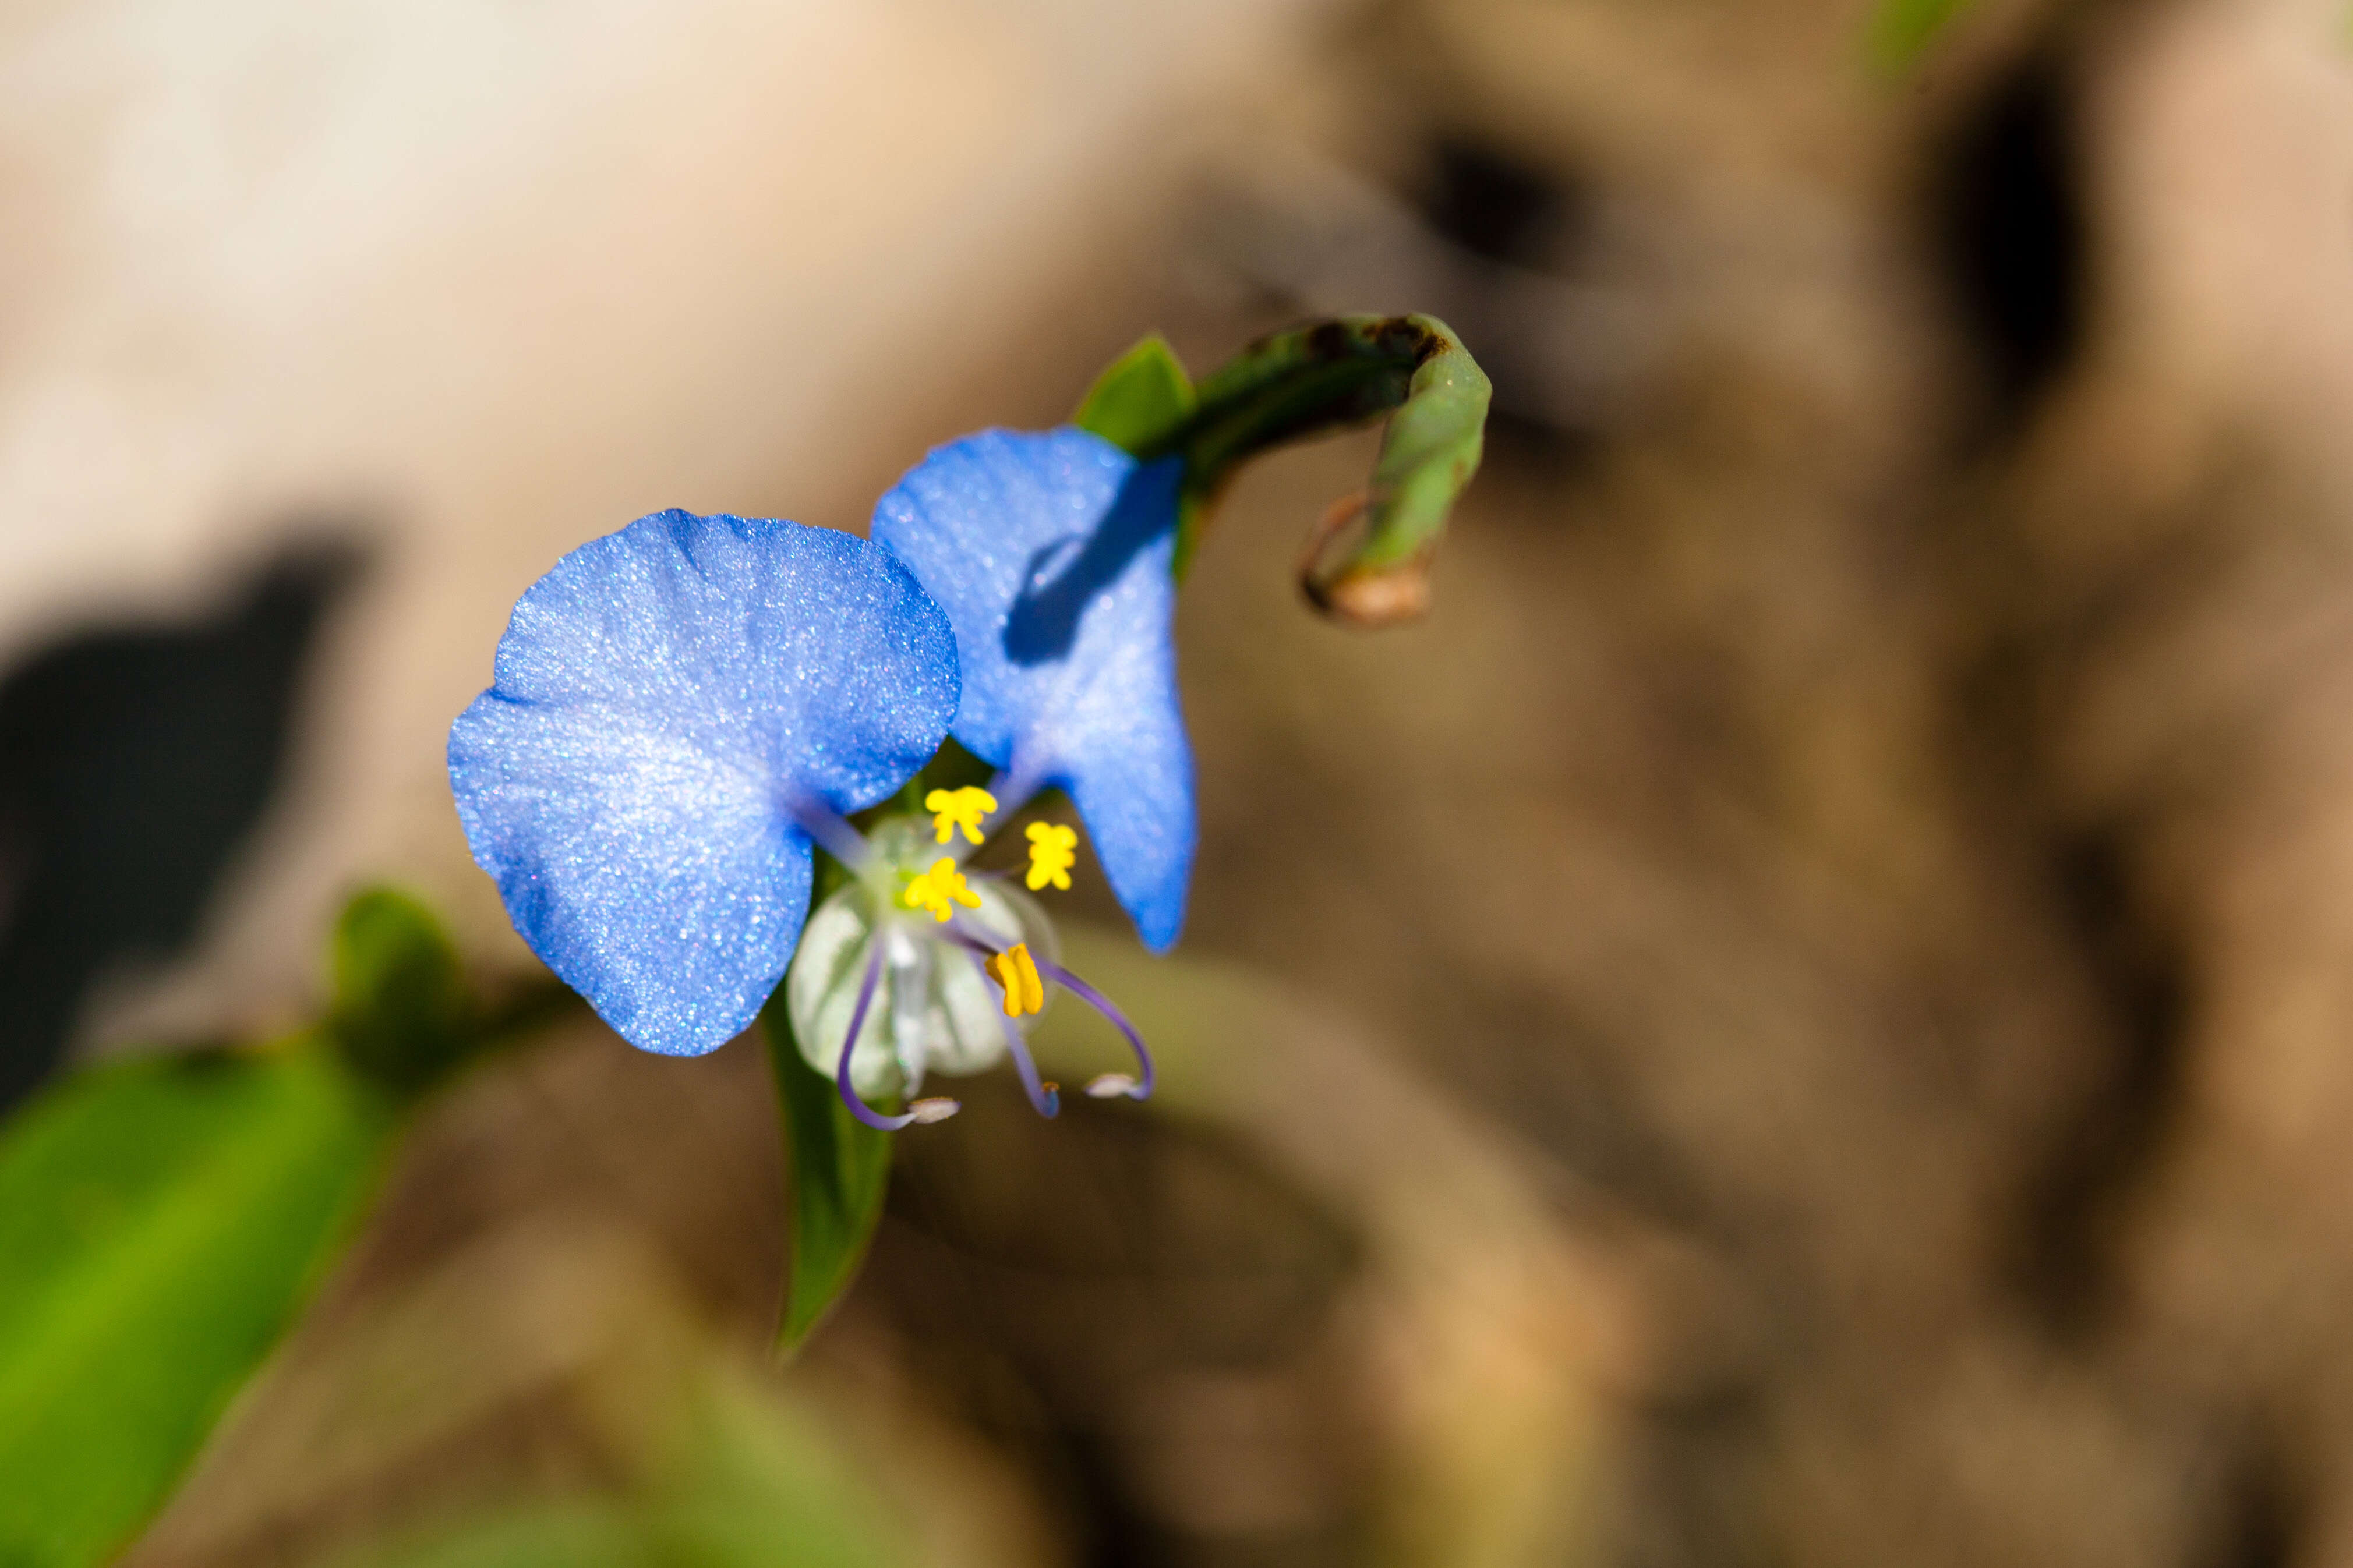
top-left (1305, 561), bottom-right (1433, 627)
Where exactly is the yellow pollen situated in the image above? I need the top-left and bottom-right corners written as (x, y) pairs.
top-left (925, 785), bottom-right (998, 845)
top-left (987, 942), bottom-right (1046, 1017)
top-left (1024, 822), bottom-right (1078, 892)
top-left (902, 856), bottom-right (981, 922)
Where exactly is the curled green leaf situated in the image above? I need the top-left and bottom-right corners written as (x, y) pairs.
top-left (1081, 315), bottom-right (1490, 624)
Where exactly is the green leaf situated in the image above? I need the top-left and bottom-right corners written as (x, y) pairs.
top-left (326, 886), bottom-right (475, 1098)
top-left (324, 886), bottom-right (575, 1097)
top-left (324, 1372), bottom-right (904, 1568)
top-left (0, 1044), bottom-right (397, 1568)
top-left (760, 971), bottom-right (893, 1354)
top-left (1072, 332), bottom-right (1196, 456)
top-left (1868, 0), bottom-right (1976, 75)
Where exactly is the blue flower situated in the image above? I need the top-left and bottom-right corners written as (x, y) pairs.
top-left (871, 427), bottom-right (1195, 951)
top-left (448, 510), bottom-right (959, 1059)
top-left (449, 441), bottom-right (1174, 1129)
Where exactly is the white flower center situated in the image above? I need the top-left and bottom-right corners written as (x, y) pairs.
top-left (786, 815), bottom-right (1059, 1099)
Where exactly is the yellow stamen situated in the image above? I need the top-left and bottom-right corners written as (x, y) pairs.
top-left (1024, 822), bottom-right (1078, 892)
top-left (925, 785), bottom-right (998, 845)
top-left (901, 856), bottom-right (982, 922)
top-left (985, 941), bottom-right (1046, 1017)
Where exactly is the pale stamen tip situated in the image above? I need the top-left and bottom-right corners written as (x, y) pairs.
top-left (1085, 1073), bottom-right (1144, 1100)
top-left (908, 1097), bottom-right (962, 1124)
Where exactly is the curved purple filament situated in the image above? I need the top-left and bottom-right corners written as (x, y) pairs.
top-left (941, 921), bottom-right (1151, 1103)
top-left (1030, 955), bottom-right (1155, 1100)
top-left (963, 953), bottom-right (1059, 1119)
top-left (834, 944), bottom-right (919, 1132)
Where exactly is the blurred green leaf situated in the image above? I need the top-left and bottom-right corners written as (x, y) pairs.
top-left (0, 1044), bottom-right (396, 1568)
top-left (325, 885), bottom-right (575, 1097)
top-left (1868, 0), bottom-right (1976, 74)
top-left (323, 1373), bottom-right (903, 1568)
top-left (317, 1505), bottom-right (635, 1568)
top-left (331, 1499), bottom-right (877, 1568)
top-left (760, 973), bottom-right (893, 1354)
top-left (327, 887), bottom-right (474, 1097)
top-left (1072, 332), bottom-right (1196, 455)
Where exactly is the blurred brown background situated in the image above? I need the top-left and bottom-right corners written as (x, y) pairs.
top-left (8, 0), bottom-right (2353, 1563)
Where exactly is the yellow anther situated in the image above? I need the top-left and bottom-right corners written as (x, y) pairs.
top-left (986, 942), bottom-right (1045, 1017)
top-left (925, 785), bottom-right (998, 845)
top-left (901, 856), bottom-right (982, 923)
top-left (1024, 822), bottom-right (1078, 892)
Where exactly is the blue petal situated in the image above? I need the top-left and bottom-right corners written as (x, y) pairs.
top-left (871, 428), bottom-right (1193, 951)
top-left (448, 511), bottom-right (959, 1056)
